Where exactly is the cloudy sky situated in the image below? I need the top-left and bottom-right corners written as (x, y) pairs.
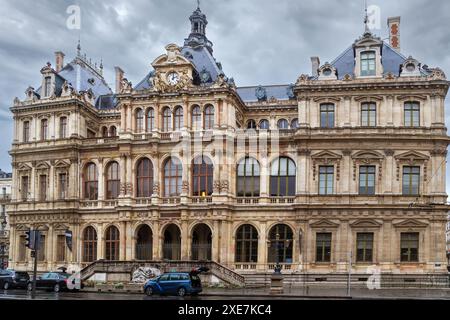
top-left (0, 0), bottom-right (449, 192)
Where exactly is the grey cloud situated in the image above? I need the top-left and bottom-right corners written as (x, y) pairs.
top-left (0, 0), bottom-right (449, 192)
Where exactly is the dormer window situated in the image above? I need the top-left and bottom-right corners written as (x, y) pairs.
top-left (44, 76), bottom-right (52, 97)
top-left (406, 63), bottom-right (415, 72)
top-left (361, 51), bottom-right (376, 76)
top-left (323, 68), bottom-right (332, 76)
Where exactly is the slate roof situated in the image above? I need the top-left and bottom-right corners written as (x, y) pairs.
top-left (329, 41), bottom-right (428, 80)
top-left (0, 170), bottom-right (12, 179)
top-left (236, 85), bottom-right (295, 103)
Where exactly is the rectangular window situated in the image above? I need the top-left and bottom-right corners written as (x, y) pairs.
top-left (361, 103), bottom-right (377, 127)
top-left (44, 77), bottom-right (51, 97)
top-left (356, 233), bottom-right (374, 263)
top-left (37, 235), bottom-right (45, 262)
top-left (401, 233), bottom-right (419, 262)
top-left (402, 166), bottom-right (420, 196)
top-left (21, 176), bottom-right (29, 201)
top-left (361, 51), bottom-right (376, 76)
top-left (23, 121), bottom-right (30, 143)
top-left (319, 166), bottom-right (334, 195)
top-left (320, 104), bottom-right (335, 128)
top-left (18, 236), bottom-right (27, 262)
top-left (316, 233), bottom-right (332, 263)
top-left (39, 175), bottom-right (47, 202)
top-left (59, 173), bottom-right (67, 199)
top-left (359, 166), bottom-right (376, 195)
top-left (59, 117), bottom-right (67, 139)
top-left (41, 119), bottom-right (48, 141)
top-left (56, 235), bottom-right (66, 262)
top-left (404, 102), bottom-right (420, 127)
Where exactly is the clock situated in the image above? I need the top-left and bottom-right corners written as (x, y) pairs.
top-left (167, 72), bottom-right (180, 85)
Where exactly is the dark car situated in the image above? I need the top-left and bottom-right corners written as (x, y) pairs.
top-left (0, 270), bottom-right (30, 290)
top-left (144, 267), bottom-right (208, 297)
top-left (27, 272), bottom-right (72, 293)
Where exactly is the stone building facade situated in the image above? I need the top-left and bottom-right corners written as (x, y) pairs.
top-left (0, 170), bottom-right (12, 269)
top-left (7, 7), bottom-right (450, 277)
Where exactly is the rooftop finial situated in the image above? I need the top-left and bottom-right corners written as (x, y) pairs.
top-left (364, 0), bottom-right (370, 33)
top-left (77, 37), bottom-right (81, 56)
top-left (197, 0), bottom-right (200, 10)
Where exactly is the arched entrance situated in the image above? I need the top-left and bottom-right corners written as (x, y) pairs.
top-left (163, 224), bottom-right (181, 260)
top-left (191, 224), bottom-right (212, 261)
top-left (267, 224), bottom-right (294, 263)
top-left (135, 225), bottom-right (153, 260)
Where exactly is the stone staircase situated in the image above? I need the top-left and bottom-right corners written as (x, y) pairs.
top-left (80, 260), bottom-right (246, 287)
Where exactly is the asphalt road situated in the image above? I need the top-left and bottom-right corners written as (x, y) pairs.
top-left (0, 289), bottom-right (306, 300)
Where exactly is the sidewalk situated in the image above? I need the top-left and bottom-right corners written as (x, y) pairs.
top-left (83, 285), bottom-right (450, 299)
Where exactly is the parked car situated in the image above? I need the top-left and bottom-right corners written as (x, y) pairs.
top-left (144, 268), bottom-right (208, 297)
top-left (0, 269), bottom-right (30, 290)
top-left (27, 272), bottom-right (76, 293)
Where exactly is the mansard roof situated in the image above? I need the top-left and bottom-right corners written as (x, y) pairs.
top-left (236, 84), bottom-right (295, 103)
top-left (327, 36), bottom-right (430, 80)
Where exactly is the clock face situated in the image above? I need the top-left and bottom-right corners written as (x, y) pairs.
top-left (167, 72), bottom-right (180, 85)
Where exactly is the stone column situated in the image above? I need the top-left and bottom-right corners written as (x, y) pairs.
top-left (299, 98), bottom-right (307, 127)
top-left (214, 100), bottom-right (221, 129)
top-left (126, 155), bottom-right (133, 196)
top-left (98, 159), bottom-right (104, 201)
top-left (126, 105), bottom-right (132, 133)
top-left (258, 222), bottom-right (267, 271)
top-left (119, 221), bottom-right (126, 261)
top-left (97, 224), bottom-right (104, 260)
top-left (181, 218), bottom-right (189, 260)
top-left (212, 220), bottom-right (220, 262)
top-left (384, 150), bottom-right (394, 194)
top-left (125, 221), bottom-right (133, 260)
top-left (152, 218), bottom-right (160, 260)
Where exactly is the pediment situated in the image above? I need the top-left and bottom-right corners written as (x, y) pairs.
top-left (393, 219), bottom-right (428, 229)
top-left (18, 163), bottom-right (32, 172)
top-left (352, 151), bottom-right (384, 160)
top-left (350, 219), bottom-right (382, 228)
top-left (311, 151), bottom-right (342, 160)
top-left (54, 223), bottom-right (69, 231)
top-left (353, 32), bottom-right (383, 48)
top-left (395, 151), bottom-right (429, 161)
top-left (310, 219), bottom-right (339, 229)
top-left (54, 160), bottom-right (70, 169)
top-left (35, 161), bottom-right (50, 170)
top-left (152, 44), bottom-right (194, 68)
top-left (35, 224), bottom-right (49, 231)
top-left (16, 224), bottom-right (29, 231)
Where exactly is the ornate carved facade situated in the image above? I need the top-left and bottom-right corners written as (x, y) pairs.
top-left (7, 6), bottom-right (450, 278)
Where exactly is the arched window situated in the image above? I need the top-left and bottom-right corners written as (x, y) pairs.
top-left (192, 156), bottom-right (213, 196)
top-left (237, 157), bottom-right (260, 197)
top-left (106, 162), bottom-right (120, 199)
top-left (136, 109), bottom-right (144, 133)
top-left (83, 163), bottom-right (98, 200)
top-left (291, 118), bottom-right (299, 129)
top-left (136, 158), bottom-right (154, 198)
top-left (105, 226), bottom-right (120, 261)
top-left (247, 120), bottom-right (257, 129)
top-left (204, 105), bottom-right (215, 130)
top-left (259, 119), bottom-right (269, 130)
top-left (109, 126), bottom-right (117, 137)
top-left (268, 224), bottom-right (294, 263)
top-left (173, 106), bottom-right (184, 131)
top-left (277, 119), bottom-right (289, 130)
top-left (235, 225), bottom-right (258, 263)
top-left (146, 108), bottom-right (155, 132)
top-left (101, 126), bottom-right (108, 137)
top-left (162, 107), bottom-right (172, 132)
top-left (163, 157), bottom-right (182, 197)
top-left (270, 157), bottom-right (296, 197)
top-left (191, 105), bottom-right (202, 130)
top-left (82, 226), bottom-right (97, 263)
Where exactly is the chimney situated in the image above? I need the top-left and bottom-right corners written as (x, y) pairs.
top-left (114, 66), bottom-right (124, 93)
top-left (55, 51), bottom-right (65, 72)
top-left (311, 57), bottom-right (320, 77)
top-left (388, 16), bottom-right (401, 52)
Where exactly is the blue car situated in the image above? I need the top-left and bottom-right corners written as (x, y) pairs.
top-left (144, 270), bottom-right (204, 297)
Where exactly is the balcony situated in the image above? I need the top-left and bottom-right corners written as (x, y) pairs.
top-left (236, 197), bottom-right (260, 204)
top-left (161, 197), bottom-right (181, 204)
top-left (0, 194), bottom-right (11, 201)
top-left (270, 197), bottom-right (295, 204)
top-left (191, 197), bottom-right (213, 204)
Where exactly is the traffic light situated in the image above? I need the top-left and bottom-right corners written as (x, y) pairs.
top-left (25, 229), bottom-right (31, 249)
